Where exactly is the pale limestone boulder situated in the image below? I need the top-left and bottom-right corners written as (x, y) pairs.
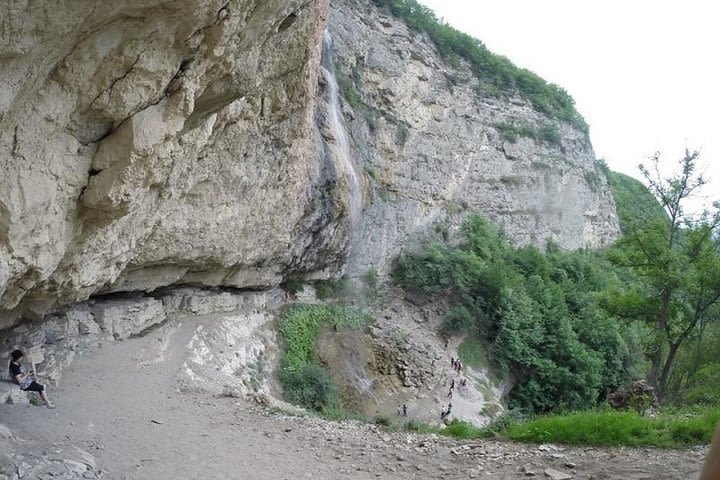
top-left (89, 298), bottom-right (165, 339)
top-left (183, 291), bottom-right (241, 315)
top-left (0, 382), bottom-right (28, 405)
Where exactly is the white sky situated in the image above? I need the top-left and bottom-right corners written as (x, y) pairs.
top-left (419, 0), bottom-right (719, 211)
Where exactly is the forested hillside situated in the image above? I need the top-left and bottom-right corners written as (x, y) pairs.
top-left (394, 153), bottom-right (720, 415)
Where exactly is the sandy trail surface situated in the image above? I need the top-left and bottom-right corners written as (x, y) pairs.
top-left (0, 313), bottom-right (709, 479)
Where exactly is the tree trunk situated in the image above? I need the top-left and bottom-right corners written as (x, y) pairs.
top-left (646, 347), bottom-right (663, 388)
top-left (658, 341), bottom-right (681, 399)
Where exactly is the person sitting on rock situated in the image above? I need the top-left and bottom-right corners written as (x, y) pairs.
top-left (8, 350), bottom-right (55, 409)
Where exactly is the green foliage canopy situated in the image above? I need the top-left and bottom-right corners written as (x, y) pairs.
top-left (394, 214), bottom-right (640, 412)
top-left (608, 150), bottom-right (720, 398)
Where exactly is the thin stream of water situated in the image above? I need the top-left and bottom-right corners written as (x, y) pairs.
top-left (321, 30), bottom-right (363, 228)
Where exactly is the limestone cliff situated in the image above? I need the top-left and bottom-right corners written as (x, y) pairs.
top-left (0, 0), bottom-right (348, 326)
top-left (0, 0), bottom-right (619, 325)
top-left (328, 0), bottom-right (620, 276)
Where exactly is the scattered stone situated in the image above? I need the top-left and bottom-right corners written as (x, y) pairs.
top-left (522, 464), bottom-right (536, 476)
top-left (64, 459), bottom-right (88, 475)
top-left (544, 468), bottom-right (572, 480)
top-left (0, 424), bottom-right (11, 438)
top-left (564, 462), bottom-right (576, 469)
top-left (538, 445), bottom-right (559, 452)
top-left (150, 419), bottom-right (163, 425)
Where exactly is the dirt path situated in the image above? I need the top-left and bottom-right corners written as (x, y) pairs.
top-left (0, 313), bottom-right (710, 479)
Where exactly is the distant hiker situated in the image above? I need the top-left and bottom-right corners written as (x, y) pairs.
top-left (402, 404), bottom-right (407, 417)
top-left (450, 357), bottom-right (455, 367)
top-left (450, 378), bottom-right (455, 390)
top-left (457, 361), bottom-right (462, 373)
top-left (440, 405), bottom-right (447, 418)
top-left (461, 378), bottom-right (467, 388)
top-left (447, 388), bottom-right (453, 398)
top-left (447, 402), bottom-right (452, 415)
top-left (8, 350), bottom-right (55, 408)
top-left (397, 405), bottom-right (402, 416)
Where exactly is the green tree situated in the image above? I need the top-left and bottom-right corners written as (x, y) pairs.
top-left (394, 214), bottom-right (638, 412)
top-left (610, 150), bottom-right (720, 398)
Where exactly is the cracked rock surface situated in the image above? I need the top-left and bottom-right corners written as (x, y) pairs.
top-left (0, 0), bottom-right (619, 326)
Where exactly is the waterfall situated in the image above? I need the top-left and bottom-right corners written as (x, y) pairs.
top-left (321, 30), bottom-right (363, 229)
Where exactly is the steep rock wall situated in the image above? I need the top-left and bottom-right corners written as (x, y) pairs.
top-left (0, 0), bottom-right (352, 326)
top-left (0, 0), bottom-right (620, 325)
top-left (328, 0), bottom-right (620, 275)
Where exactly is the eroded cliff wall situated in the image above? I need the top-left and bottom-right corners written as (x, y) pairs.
top-left (0, 0), bottom-right (619, 325)
top-left (328, 0), bottom-right (620, 276)
top-left (0, 0), bottom-right (352, 326)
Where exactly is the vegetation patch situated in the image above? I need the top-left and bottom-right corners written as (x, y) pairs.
top-left (494, 121), bottom-right (562, 147)
top-left (335, 69), bottom-right (366, 111)
top-left (314, 277), bottom-right (350, 300)
top-left (278, 304), bottom-right (372, 413)
top-left (603, 167), bottom-right (667, 234)
top-left (502, 407), bottom-right (720, 448)
top-left (281, 277), bottom-right (305, 295)
top-left (393, 213), bottom-right (644, 413)
top-left (404, 408), bottom-right (719, 448)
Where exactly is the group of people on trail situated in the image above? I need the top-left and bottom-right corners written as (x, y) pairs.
top-left (440, 402), bottom-right (452, 419)
top-left (451, 357), bottom-right (462, 373)
top-left (396, 403), bottom-right (408, 417)
top-left (446, 357), bottom-right (468, 399)
top-left (7, 349), bottom-right (55, 409)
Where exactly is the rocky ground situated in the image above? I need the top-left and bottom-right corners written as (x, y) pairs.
top-left (0, 308), bottom-right (709, 479)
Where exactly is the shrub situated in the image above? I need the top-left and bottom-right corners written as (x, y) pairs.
top-left (336, 72), bottom-right (365, 111)
top-left (441, 420), bottom-right (488, 439)
top-left (278, 304), bottom-right (372, 412)
top-left (314, 277), bottom-right (349, 300)
top-left (281, 277), bottom-right (305, 295)
top-left (683, 362), bottom-right (720, 405)
top-left (374, 414), bottom-right (392, 427)
top-left (280, 364), bottom-right (340, 412)
top-left (538, 123), bottom-right (561, 146)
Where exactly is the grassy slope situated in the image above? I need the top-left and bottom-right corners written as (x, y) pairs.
top-left (606, 170), bottom-right (667, 233)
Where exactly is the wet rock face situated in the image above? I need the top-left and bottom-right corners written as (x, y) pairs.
top-left (328, 0), bottom-right (621, 275)
top-left (0, 0), bottom-right (346, 325)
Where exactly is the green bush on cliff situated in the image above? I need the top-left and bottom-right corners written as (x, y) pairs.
top-left (494, 121), bottom-right (562, 146)
top-left (278, 304), bottom-right (371, 412)
top-left (393, 213), bottom-right (642, 413)
top-left (368, 0), bottom-right (588, 133)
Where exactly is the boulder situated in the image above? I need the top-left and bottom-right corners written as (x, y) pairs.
top-left (608, 380), bottom-right (660, 412)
